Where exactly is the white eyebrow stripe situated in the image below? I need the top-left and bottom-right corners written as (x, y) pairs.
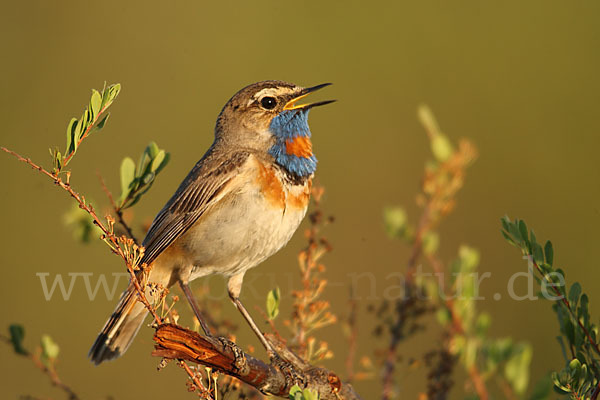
top-left (247, 88), bottom-right (276, 106)
top-left (253, 88), bottom-right (280, 99)
top-left (248, 87), bottom-right (298, 106)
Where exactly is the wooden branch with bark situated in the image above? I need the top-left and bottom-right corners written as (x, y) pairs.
top-left (152, 324), bottom-right (363, 400)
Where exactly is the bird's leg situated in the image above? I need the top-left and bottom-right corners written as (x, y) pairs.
top-left (178, 280), bottom-right (212, 337)
top-left (229, 291), bottom-right (306, 385)
top-left (227, 274), bottom-right (305, 385)
top-left (227, 273), bottom-right (276, 355)
top-left (179, 280), bottom-right (248, 372)
top-left (230, 294), bottom-right (277, 354)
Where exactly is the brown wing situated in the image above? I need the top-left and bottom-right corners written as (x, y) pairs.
top-left (139, 151), bottom-right (250, 266)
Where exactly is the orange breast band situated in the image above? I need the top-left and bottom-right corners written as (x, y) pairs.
top-left (256, 162), bottom-right (286, 209)
top-left (285, 136), bottom-right (313, 158)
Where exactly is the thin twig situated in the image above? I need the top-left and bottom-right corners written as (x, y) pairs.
top-left (179, 360), bottom-right (213, 398)
top-left (61, 103), bottom-right (110, 166)
top-left (467, 366), bottom-right (488, 400)
top-left (528, 255), bottom-right (600, 356)
top-left (30, 349), bottom-right (81, 400)
top-left (1, 147), bottom-right (160, 324)
top-left (97, 171), bottom-right (139, 245)
top-left (0, 337), bottom-right (80, 400)
top-left (381, 207), bottom-right (431, 400)
top-left (381, 137), bottom-right (477, 400)
top-left (496, 375), bottom-right (518, 400)
top-left (345, 287), bottom-right (359, 383)
top-left (426, 251), bottom-right (489, 400)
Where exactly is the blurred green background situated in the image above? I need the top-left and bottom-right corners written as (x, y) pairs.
top-left (1, 1), bottom-right (599, 399)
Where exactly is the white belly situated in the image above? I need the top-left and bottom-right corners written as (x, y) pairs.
top-left (172, 161), bottom-right (311, 281)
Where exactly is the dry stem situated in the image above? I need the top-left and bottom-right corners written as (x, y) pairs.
top-left (153, 324), bottom-right (362, 400)
top-left (381, 138), bottom-right (478, 400)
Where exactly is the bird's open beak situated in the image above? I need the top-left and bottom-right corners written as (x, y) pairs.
top-left (283, 83), bottom-right (336, 111)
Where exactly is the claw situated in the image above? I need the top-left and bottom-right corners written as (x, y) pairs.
top-left (269, 352), bottom-right (306, 388)
top-left (217, 337), bottom-right (249, 375)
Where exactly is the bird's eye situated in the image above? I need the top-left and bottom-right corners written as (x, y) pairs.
top-left (260, 96), bottom-right (277, 110)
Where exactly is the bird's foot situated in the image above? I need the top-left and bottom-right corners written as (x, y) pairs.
top-left (217, 337), bottom-right (249, 375)
top-left (269, 351), bottom-right (306, 388)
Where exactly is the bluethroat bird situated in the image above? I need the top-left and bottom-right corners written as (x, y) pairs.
top-left (90, 80), bottom-right (334, 364)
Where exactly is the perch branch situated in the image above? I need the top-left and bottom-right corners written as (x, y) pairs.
top-left (153, 324), bottom-right (362, 400)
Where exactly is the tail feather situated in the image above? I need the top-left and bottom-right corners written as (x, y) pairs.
top-left (89, 285), bottom-right (148, 365)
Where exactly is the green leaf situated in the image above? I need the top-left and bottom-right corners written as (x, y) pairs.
top-left (100, 83), bottom-right (121, 110)
top-left (154, 152), bottom-right (170, 174)
top-left (578, 294), bottom-right (589, 328)
top-left (519, 219), bottom-right (528, 239)
top-left (475, 312), bottom-right (491, 337)
top-left (108, 83), bottom-right (121, 103)
top-left (137, 147), bottom-right (152, 177)
top-left (147, 141), bottom-right (159, 158)
top-left (90, 89), bottom-right (102, 117)
top-left (41, 334), bottom-right (60, 361)
top-left (74, 119), bottom-right (84, 144)
top-left (142, 172), bottom-right (155, 185)
top-left (383, 206), bottom-right (409, 239)
top-left (530, 229), bottom-right (538, 249)
top-left (431, 134), bottom-right (454, 162)
top-left (94, 113), bottom-right (110, 131)
top-left (501, 230), bottom-right (517, 246)
top-left (289, 386), bottom-right (319, 400)
top-left (573, 324), bottom-right (584, 350)
top-left (436, 308), bottom-right (451, 326)
top-left (266, 287), bottom-right (280, 320)
top-left (564, 319), bottom-right (575, 345)
top-left (125, 193), bottom-right (143, 209)
top-left (78, 110), bottom-right (90, 140)
top-left (289, 384), bottom-right (303, 399)
top-left (119, 141), bottom-right (169, 210)
top-left (504, 344), bottom-right (532, 395)
top-left (422, 231), bottom-right (439, 255)
top-left (417, 104), bottom-right (441, 135)
top-left (151, 150), bottom-right (166, 172)
top-left (568, 282), bottom-right (581, 311)
top-left (507, 220), bottom-right (522, 243)
top-left (65, 117), bottom-right (78, 154)
top-left (63, 203), bottom-right (101, 243)
top-left (568, 358), bottom-right (581, 378)
top-left (49, 147), bottom-right (63, 172)
top-left (9, 324), bottom-right (27, 355)
top-left (459, 245), bottom-right (480, 272)
top-left (100, 84), bottom-right (110, 109)
top-left (464, 339), bottom-right (478, 368)
top-left (301, 388), bottom-right (319, 400)
top-left (119, 157), bottom-right (136, 203)
top-left (544, 241), bottom-right (553, 266)
top-left (551, 371), bottom-right (572, 394)
top-left (532, 243), bottom-right (544, 265)
top-left (556, 336), bottom-right (568, 362)
top-left (501, 215), bottom-right (511, 232)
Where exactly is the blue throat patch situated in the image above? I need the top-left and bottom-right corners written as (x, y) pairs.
top-left (268, 109), bottom-right (317, 178)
